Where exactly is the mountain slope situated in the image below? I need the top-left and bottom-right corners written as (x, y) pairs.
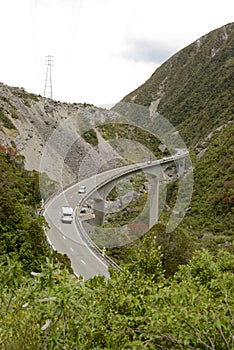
top-left (0, 84), bottom-right (121, 188)
top-left (110, 22), bottom-right (234, 255)
top-left (121, 22), bottom-right (233, 145)
top-left (0, 22), bottom-right (233, 258)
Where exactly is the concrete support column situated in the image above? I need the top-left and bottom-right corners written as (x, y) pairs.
top-left (93, 199), bottom-right (106, 226)
top-left (92, 180), bottom-right (117, 226)
top-left (148, 174), bottom-right (159, 229)
top-left (177, 158), bottom-right (185, 177)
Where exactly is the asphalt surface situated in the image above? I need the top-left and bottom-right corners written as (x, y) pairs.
top-left (44, 151), bottom-right (188, 280)
top-left (44, 183), bottom-right (110, 280)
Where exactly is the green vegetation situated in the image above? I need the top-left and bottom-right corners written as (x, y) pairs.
top-left (0, 96), bottom-right (19, 121)
top-left (0, 22), bottom-right (233, 349)
top-left (106, 185), bottom-right (118, 201)
top-left (9, 109), bottom-right (19, 119)
top-left (121, 23), bottom-right (233, 146)
top-left (12, 89), bottom-right (39, 107)
top-left (1, 248), bottom-right (234, 349)
top-left (98, 123), bottom-right (168, 158)
top-left (82, 128), bottom-right (98, 146)
top-left (106, 222), bottom-right (196, 277)
top-left (116, 22), bottom-right (234, 251)
top-left (181, 123), bottom-right (234, 243)
top-left (0, 96), bottom-right (18, 119)
top-left (0, 107), bottom-right (16, 129)
top-left (106, 173), bottom-right (147, 201)
top-left (105, 192), bottom-right (148, 227)
top-left (0, 149), bottom-right (51, 271)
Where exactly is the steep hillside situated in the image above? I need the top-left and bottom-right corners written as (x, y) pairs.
top-left (121, 22), bottom-right (233, 146)
top-left (181, 122), bottom-right (234, 245)
top-left (0, 83), bottom-right (170, 192)
top-left (0, 23), bottom-right (234, 349)
top-left (0, 84), bottom-right (122, 188)
top-left (111, 23), bottom-right (234, 249)
top-left (0, 22), bottom-right (233, 259)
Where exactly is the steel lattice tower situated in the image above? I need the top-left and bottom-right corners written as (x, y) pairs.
top-left (43, 55), bottom-right (53, 99)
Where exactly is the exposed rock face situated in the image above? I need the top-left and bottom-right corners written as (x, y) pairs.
top-left (2, 23), bottom-right (232, 187)
top-left (0, 83), bottom-right (120, 187)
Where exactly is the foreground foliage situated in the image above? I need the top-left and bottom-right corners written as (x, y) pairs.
top-left (0, 150), bottom-right (51, 271)
top-left (0, 249), bottom-right (234, 349)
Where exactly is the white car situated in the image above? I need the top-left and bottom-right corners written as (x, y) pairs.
top-left (61, 206), bottom-right (73, 223)
top-left (78, 185), bottom-right (86, 194)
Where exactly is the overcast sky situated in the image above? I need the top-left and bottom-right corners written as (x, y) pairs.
top-left (0, 0), bottom-right (233, 106)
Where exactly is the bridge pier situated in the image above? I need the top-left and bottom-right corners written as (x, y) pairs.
top-left (148, 174), bottom-right (159, 228)
top-left (89, 157), bottom-right (186, 230)
top-left (93, 199), bottom-right (106, 226)
top-left (92, 180), bottom-right (117, 226)
top-left (177, 158), bottom-right (185, 177)
top-left (144, 164), bottom-right (169, 229)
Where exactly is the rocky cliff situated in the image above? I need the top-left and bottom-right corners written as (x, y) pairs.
top-left (0, 84), bottom-right (122, 187)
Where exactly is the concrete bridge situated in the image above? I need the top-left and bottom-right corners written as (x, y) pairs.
top-left (44, 150), bottom-right (189, 279)
top-left (77, 151), bottom-right (187, 237)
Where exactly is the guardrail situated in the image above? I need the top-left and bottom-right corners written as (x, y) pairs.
top-left (43, 152), bottom-right (188, 274)
top-left (76, 152), bottom-right (186, 208)
top-left (43, 180), bottom-right (123, 272)
top-left (73, 152), bottom-right (188, 271)
top-left (75, 207), bottom-right (123, 272)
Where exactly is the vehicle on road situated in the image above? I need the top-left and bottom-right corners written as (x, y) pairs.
top-left (61, 206), bottom-right (73, 223)
top-left (78, 185), bottom-right (86, 193)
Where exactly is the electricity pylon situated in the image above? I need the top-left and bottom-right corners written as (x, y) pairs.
top-left (43, 55), bottom-right (53, 99)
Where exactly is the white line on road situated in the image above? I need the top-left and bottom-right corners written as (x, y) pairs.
top-left (70, 247), bottom-right (74, 252)
top-left (63, 236), bottom-right (66, 240)
top-left (81, 259), bottom-right (86, 265)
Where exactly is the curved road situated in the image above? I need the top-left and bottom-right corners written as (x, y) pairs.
top-left (44, 151), bottom-right (188, 280)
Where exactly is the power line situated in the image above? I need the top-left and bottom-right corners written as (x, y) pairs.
top-left (30, 0), bottom-right (38, 61)
top-left (44, 55), bottom-right (53, 99)
top-left (71, 0), bottom-right (83, 38)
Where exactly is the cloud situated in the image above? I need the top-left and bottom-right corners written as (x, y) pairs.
top-left (122, 37), bottom-right (176, 64)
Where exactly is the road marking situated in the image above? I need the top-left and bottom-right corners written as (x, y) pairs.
top-left (81, 259), bottom-right (86, 265)
top-left (63, 236), bottom-right (66, 240)
top-left (44, 152), bottom-right (187, 277)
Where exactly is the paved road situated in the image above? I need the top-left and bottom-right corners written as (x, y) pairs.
top-left (44, 183), bottom-right (110, 280)
top-left (44, 150), bottom-right (188, 279)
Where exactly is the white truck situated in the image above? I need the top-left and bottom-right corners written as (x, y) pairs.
top-left (61, 206), bottom-right (74, 223)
